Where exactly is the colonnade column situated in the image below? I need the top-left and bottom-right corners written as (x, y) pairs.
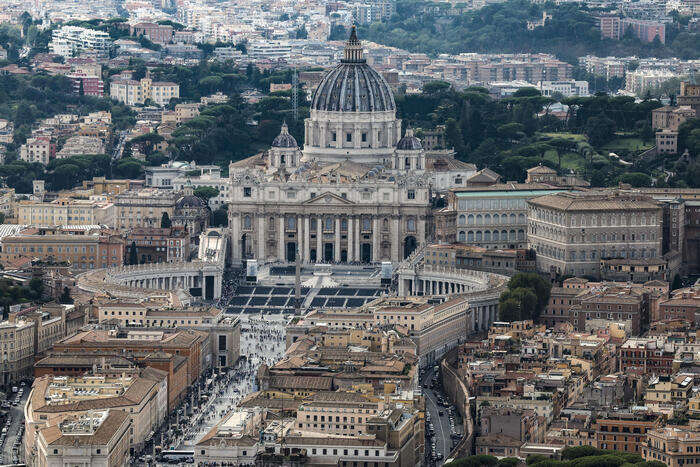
top-left (418, 216), bottom-right (426, 246)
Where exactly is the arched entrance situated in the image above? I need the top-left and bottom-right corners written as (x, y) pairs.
top-left (286, 242), bottom-right (296, 262)
top-left (324, 243), bottom-right (334, 262)
top-left (361, 243), bottom-right (372, 263)
top-left (310, 249), bottom-right (317, 262)
top-left (341, 250), bottom-right (348, 262)
top-left (403, 236), bottom-right (417, 259)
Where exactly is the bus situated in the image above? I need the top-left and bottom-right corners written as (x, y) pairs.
top-left (158, 450), bottom-right (194, 464)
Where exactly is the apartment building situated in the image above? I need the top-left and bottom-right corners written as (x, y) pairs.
top-left (619, 338), bottom-right (675, 376)
top-left (528, 191), bottom-right (663, 278)
top-left (48, 26), bottom-right (112, 58)
top-left (0, 317), bottom-right (35, 386)
top-left (19, 136), bottom-right (55, 165)
top-left (34, 411), bottom-right (131, 467)
top-left (125, 226), bottom-right (190, 263)
top-left (17, 197), bottom-right (114, 227)
top-left (625, 69), bottom-right (678, 96)
top-left (129, 22), bottom-right (173, 44)
top-left (56, 135), bottom-right (106, 158)
top-left (110, 74), bottom-right (180, 107)
top-left (643, 427), bottom-right (700, 467)
top-left (0, 231), bottom-right (124, 270)
top-left (595, 411), bottom-right (660, 453)
top-left (113, 189), bottom-right (178, 230)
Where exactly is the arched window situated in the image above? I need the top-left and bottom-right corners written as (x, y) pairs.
top-left (467, 214), bottom-right (474, 225)
top-left (458, 231), bottom-right (466, 242)
top-left (493, 214), bottom-right (499, 224)
top-left (458, 214), bottom-right (466, 225)
top-left (475, 231), bottom-right (482, 242)
top-left (243, 216), bottom-right (251, 229)
top-left (383, 218), bottom-right (389, 231)
top-left (493, 231), bottom-right (499, 241)
top-left (467, 231), bottom-right (474, 242)
top-left (518, 213), bottom-right (525, 224)
top-left (342, 218), bottom-right (348, 230)
top-left (510, 213), bottom-right (516, 224)
top-left (476, 214), bottom-right (483, 225)
top-left (517, 229), bottom-right (525, 241)
top-left (404, 157), bottom-right (410, 168)
top-left (485, 214), bottom-right (491, 225)
top-left (484, 230), bottom-right (491, 242)
top-left (310, 218), bottom-right (317, 229)
top-left (501, 230), bottom-right (508, 241)
top-left (509, 230), bottom-right (516, 241)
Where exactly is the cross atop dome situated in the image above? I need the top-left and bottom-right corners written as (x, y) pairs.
top-left (342, 25), bottom-right (365, 63)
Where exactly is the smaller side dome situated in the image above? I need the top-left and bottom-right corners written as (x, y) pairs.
top-left (396, 127), bottom-right (422, 151)
top-left (271, 122), bottom-right (298, 148)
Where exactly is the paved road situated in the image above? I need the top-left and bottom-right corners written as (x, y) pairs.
top-left (421, 367), bottom-right (462, 466)
top-left (1, 387), bottom-right (30, 464)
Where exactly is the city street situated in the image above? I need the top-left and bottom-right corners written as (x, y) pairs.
top-left (1, 384), bottom-right (30, 465)
top-left (142, 311), bottom-right (288, 465)
top-left (422, 366), bottom-right (463, 467)
top-left (178, 313), bottom-right (287, 450)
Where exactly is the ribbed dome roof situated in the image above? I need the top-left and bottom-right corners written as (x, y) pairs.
top-left (310, 27), bottom-right (395, 113)
top-left (176, 195), bottom-right (207, 209)
top-left (272, 122), bottom-right (297, 148)
top-left (396, 127), bottom-right (422, 150)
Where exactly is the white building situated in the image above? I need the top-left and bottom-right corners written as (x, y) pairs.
top-left (246, 41), bottom-right (292, 61)
top-left (625, 69), bottom-right (679, 96)
top-left (48, 26), bottom-right (112, 58)
top-left (537, 80), bottom-right (590, 97)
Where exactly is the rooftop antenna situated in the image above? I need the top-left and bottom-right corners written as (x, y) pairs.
top-left (292, 66), bottom-right (299, 122)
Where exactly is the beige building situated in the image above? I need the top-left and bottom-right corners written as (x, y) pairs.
top-left (0, 231), bottom-right (124, 270)
top-left (17, 197), bottom-right (114, 227)
top-left (110, 74), bottom-right (179, 107)
top-left (34, 410), bottom-right (131, 467)
top-left (56, 135), bottom-right (106, 158)
top-left (25, 366), bottom-right (168, 461)
top-left (20, 136), bottom-right (54, 165)
top-left (0, 317), bottom-right (35, 386)
top-left (114, 189), bottom-right (177, 229)
top-left (174, 102), bottom-right (200, 123)
top-left (643, 427), bottom-right (700, 467)
top-left (528, 191), bottom-right (663, 277)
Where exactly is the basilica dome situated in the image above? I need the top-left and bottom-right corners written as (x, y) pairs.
top-left (310, 27), bottom-right (395, 113)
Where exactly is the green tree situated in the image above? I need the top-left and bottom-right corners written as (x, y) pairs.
top-left (193, 186), bottom-right (219, 203)
top-left (160, 212), bottom-right (172, 228)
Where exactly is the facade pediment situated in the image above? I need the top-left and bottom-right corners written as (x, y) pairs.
top-left (303, 192), bottom-right (355, 205)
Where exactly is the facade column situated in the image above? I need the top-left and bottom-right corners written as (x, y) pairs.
top-left (320, 123), bottom-right (326, 148)
top-left (391, 216), bottom-right (400, 263)
top-left (335, 217), bottom-right (341, 262)
top-left (231, 214), bottom-right (240, 263)
top-left (297, 215), bottom-right (303, 262)
top-left (348, 217), bottom-right (354, 263)
top-left (278, 217), bottom-right (285, 261)
top-left (355, 216), bottom-right (361, 261)
top-left (418, 215), bottom-right (426, 246)
top-left (353, 124), bottom-right (360, 149)
top-left (257, 216), bottom-right (265, 260)
top-left (372, 217), bottom-right (380, 262)
top-left (336, 123), bottom-right (343, 149)
top-left (303, 216), bottom-right (310, 263)
top-left (317, 216), bottom-right (323, 262)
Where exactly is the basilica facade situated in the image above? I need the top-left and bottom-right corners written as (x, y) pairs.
top-left (228, 28), bottom-right (435, 266)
